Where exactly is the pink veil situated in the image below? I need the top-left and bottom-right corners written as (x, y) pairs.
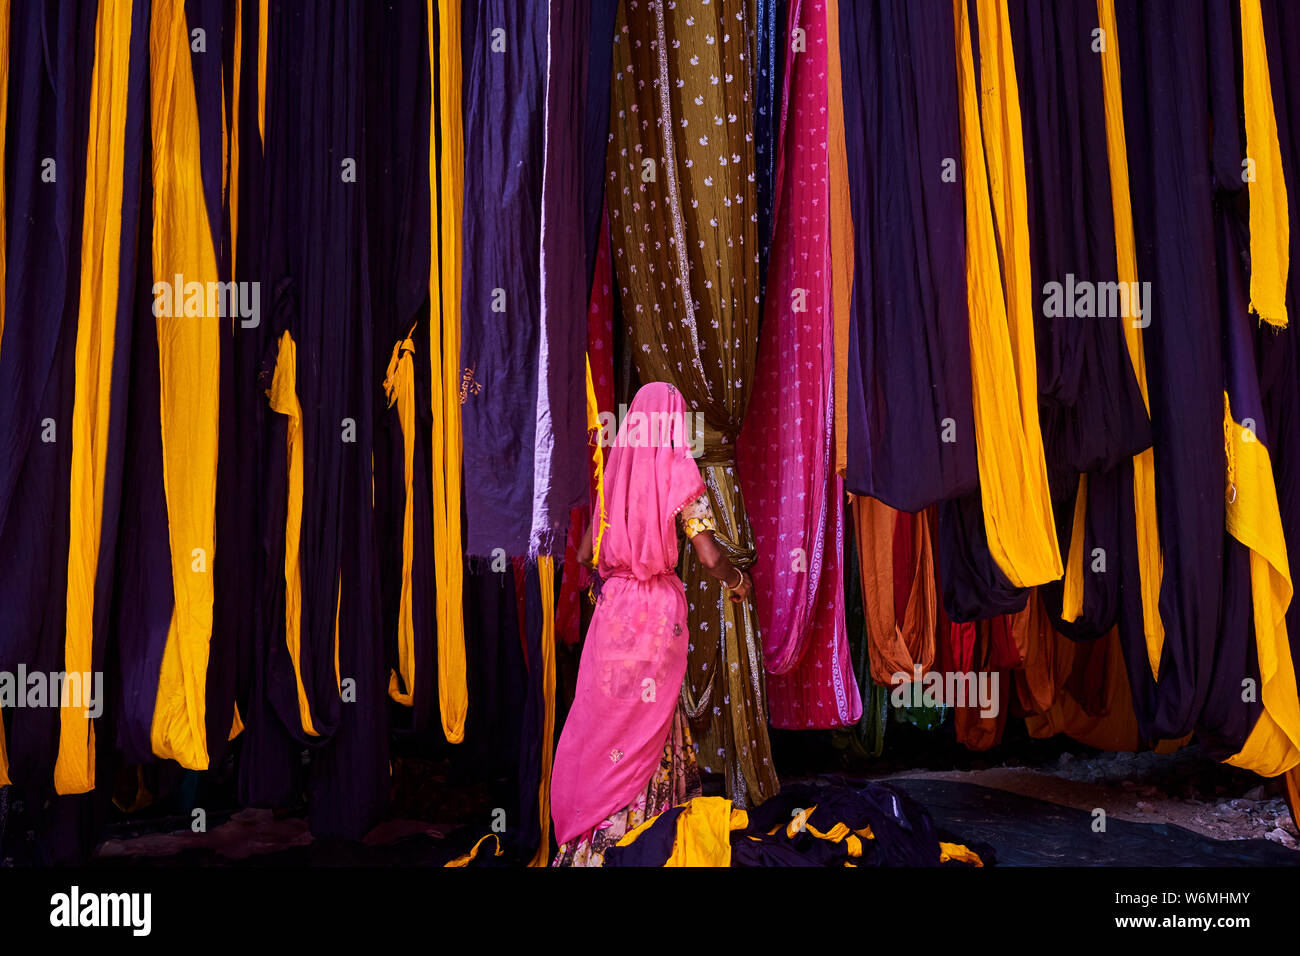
top-left (550, 383), bottom-right (705, 845)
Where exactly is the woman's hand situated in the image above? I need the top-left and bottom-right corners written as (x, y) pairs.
top-left (688, 530), bottom-right (752, 602)
top-left (727, 568), bottom-right (752, 603)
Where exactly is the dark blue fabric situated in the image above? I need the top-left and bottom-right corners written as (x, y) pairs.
top-left (0, 0), bottom-right (97, 788)
top-left (839, 0), bottom-right (978, 513)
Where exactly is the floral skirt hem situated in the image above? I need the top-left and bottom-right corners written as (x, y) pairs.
top-left (551, 703), bottom-right (701, 867)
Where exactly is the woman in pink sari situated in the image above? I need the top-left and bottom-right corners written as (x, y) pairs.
top-left (551, 383), bottom-right (752, 866)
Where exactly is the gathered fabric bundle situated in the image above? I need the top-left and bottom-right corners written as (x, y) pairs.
top-left (603, 781), bottom-right (987, 868)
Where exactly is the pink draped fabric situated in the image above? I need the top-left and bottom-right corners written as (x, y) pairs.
top-left (550, 383), bottom-right (705, 845)
top-left (738, 0), bottom-right (860, 729)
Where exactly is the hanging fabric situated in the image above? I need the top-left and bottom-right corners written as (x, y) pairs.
top-left (1258, 0), bottom-right (1300, 835)
top-left (949, 0), bottom-right (1062, 594)
top-left (427, 0), bottom-right (468, 743)
top-left (58, 0), bottom-right (150, 794)
top-left (1095, 0), bottom-right (1164, 673)
top-left (365, 0), bottom-right (435, 732)
top-left (1007, 0), bottom-right (1151, 642)
top-left (460, 0), bottom-right (588, 562)
top-left (1241, 0), bottom-right (1289, 326)
top-left (0, 0), bottom-right (97, 791)
top-left (852, 498), bottom-right (937, 688)
top-left (148, 0), bottom-right (222, 771)
top-left (741, 0), bottom-right (860, 729)
top-left (838, 0), bottom-right (978, 512)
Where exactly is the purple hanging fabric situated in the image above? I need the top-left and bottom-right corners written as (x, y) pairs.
top-left (1007, 0), bottom-right (1151, 638)
top-left (0, 0), bottom-right (97, 788)
top-left (461, 0), bottom-right (546, 560)
top-left (531, 0), bottom-right (590, 557)
top-left (1110, 0), bottom-right (1246, 748)
top-left (838, 0), bottom-right (978, 513)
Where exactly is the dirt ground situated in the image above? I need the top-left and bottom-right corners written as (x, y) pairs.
top-left (879, 749), bottom-right (1298, 849)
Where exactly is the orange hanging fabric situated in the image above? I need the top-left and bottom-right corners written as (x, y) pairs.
top-left (852, 496), bottom-right (936, 687)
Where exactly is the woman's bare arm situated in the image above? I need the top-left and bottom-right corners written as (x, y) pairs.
top-left (577, 521), bottom-right (594, 568)
top-left (689, 529), bottom-right (752, 602)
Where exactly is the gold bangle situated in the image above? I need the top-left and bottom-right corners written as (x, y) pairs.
top-left (726, 567), bottom-right (743, 590)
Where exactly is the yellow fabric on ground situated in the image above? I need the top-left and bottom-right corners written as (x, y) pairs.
top-left (1239, 0), bottom-right (1289, 327)
top-left (953, 0), bottom-right (1061, 588)
top-left (444, 833), bottom-right (504, 867)
top-left (385, 336), bottom-right (418, 706)
top-left (148, 0), bottom-right (221, 770)
top-left (57, 0), bottom-right (136, 795)
top-left (1223, 396), bottom-right (1300, 776)
top-left (614, 796), bottom-right (736, 867)
top-left (1096, 0), bottom-right (1164, 676)
top-left (428, 0), bottom-right (467, 743)
top-left (940, 842), bottom-right (984, 866)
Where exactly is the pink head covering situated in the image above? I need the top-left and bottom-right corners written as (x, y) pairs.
top-left (551, 383), bottom-right (705, 845)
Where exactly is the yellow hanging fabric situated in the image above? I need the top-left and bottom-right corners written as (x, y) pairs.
top-left (428, 0), bottom-right (467, 743)
top-left (585, 354), bottom-right (608, 562)
top-left (1095, 0), bottom-right (1165, 676)
top-left (1239, 0), bottom-right (1289, 328)
top-left (953, 0), bottom-right (1062, 588)
top-left (528, 555), bottom-right (558, 867)
top-left (333, 574), bottom-right (342, 693)
top-left (385, 335), bottom-right (418, 706)
top-left (1060, 475), bottom-right (1089, 623)
top-left (56, 0), bottom-right (136, 795)
top-left (265, 331), bottom-right (319, 736)
top-left (826, 0), bottom-right (853, 478)
top-left (257, 0), bottom-right (267, 149)
top-left (148, 0), bottom-right (221, 770)
top-left (1222, 394), bottom-right (1300, 776)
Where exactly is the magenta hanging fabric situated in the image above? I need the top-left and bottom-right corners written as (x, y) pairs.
top-left (738, 0), bottom-right (861, 730)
